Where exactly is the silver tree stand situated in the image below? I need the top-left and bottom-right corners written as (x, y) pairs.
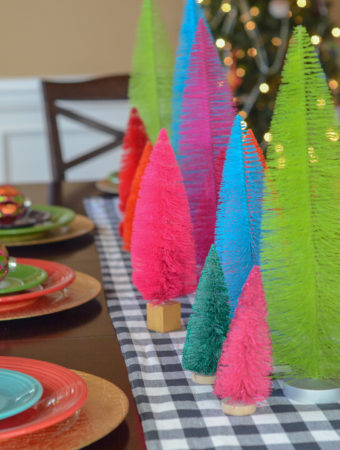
top-left (282, 379), bottom-right (340, 404)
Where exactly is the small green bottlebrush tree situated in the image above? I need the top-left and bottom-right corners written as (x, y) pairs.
top-left (182, 244), bottom-right (231, 375)
top-left (128, 0), bottom-right (173, 143)
top-left (261, 25), bottom-right (340, 380)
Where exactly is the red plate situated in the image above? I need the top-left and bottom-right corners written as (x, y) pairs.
top-left (0, 258), bottom-right (75, 304)
top-left (0, 356), bottom-right (88, 440)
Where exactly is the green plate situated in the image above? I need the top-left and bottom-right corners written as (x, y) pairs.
top-left (0, 262), bottom-right (48, 294)
top-left (0, 205), bottom-right (75, 238)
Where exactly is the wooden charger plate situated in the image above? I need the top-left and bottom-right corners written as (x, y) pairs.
top-left (0, 370), bottom-right (129, 450)
top-left (95, 178), bottom-right (118, 195)
top-left (3, 215), bottom-right (94, 247)
top-left (0, 272), bottom-right (101, 320)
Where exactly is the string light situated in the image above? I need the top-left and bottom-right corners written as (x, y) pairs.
top-left (331, 27), bottom-right (340, 38)
top-left (277, 157), bottom-right (286, 169)
top-left (264, 132), bottom-right (272, 143)
top-left (317, 98), bottom-right (326, 108)
top-left (236, 49), bottom-right (245, 58)
top-left (221, 2), bottom-right (231, 13)
top-left (236, 67), bottom-right (246, 77)
top-left (275, 144), bottom-right (284, 153)
top-left (311, 35), bottom-right (321, 45)
top-left (196, 0), bottom-right (204, 3)
top-left (297, 0), bottom-right (307, 7)
top-left (245, 21), bottom-right (256, 31)
top-left (326, 129), bottom-right (339, 142)
top-left (224, 56), bottom-right (233, 66)
top-left (249, 6), bottom-right (260, 17)
top-left (216, 38), bottom-right (226, 49)
top-left (247, 47), bottom-right (257, 57)
top-left (272, 37), bottom-right (282, 46)
top-left (308, 147), bottom-right (318, 163)
top-left (259, 83), bottom-right (270, 93)
top-left (329, 79), bottom-right (338, 90)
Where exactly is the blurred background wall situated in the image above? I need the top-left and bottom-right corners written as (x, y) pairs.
top-left (0, 0), bottom-right (184, 77)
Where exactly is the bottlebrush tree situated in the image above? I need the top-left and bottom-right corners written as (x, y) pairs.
top-left (215, 115), bottom-right (264, 316)
top-left (171, 0), bottom-right (205, 154)
top-left (261, 26), bottom-right (340, 380)
top-left (178, 17), bottom-right (235, 272)
top-left (122, 141), bottom-right (153, 251)
top-left (131, 129), bottom-right (197, 304)
top-left (118, 107), bottom-right (148, 217)
top-left (182, 244), bottom-right (231, 375)
top-left (214, 266), bottom-right (272, 405)
top-left (128, 0), bottom-right (173, 143)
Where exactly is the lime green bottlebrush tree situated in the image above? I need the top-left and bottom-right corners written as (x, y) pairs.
top-left (182, 244), bottom-right (231, 381)
top-left (261, 25), bottom-right (340, 380)
top-left (128, 0), bottom-right (174, 143)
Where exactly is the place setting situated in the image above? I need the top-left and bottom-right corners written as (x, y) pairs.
top-left (0, 356), bottom-right (129, 449)
top-left (0, 241), bottom-right (101, 320)
top-left (0, 185), bottom-right (94, 247)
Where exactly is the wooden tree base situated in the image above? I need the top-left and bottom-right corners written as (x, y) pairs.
top-left (192, 373), bottom-right (216, 385)
top-left (221, 398), bottom-right (256, 416)
top-left (147, 301), bottom-right (181, 333)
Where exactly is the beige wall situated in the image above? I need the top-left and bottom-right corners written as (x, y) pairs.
top-left (0, 0), bottom-right (184, 78)
top-left (0, 0), bottom-right (339, 78)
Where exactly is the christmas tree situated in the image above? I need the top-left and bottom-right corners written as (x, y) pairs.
top-left (261, 25), bottom-right (340, 380)
top-left (128, 0), bottom-right (173, 143)
top-left (182, 244), bottom-right (231, 376)
top-left (215, 115), bottom-right (264, 316)
top-left (214, 266), bottom-right (272, 407)
top-left (171, 0), bottom-right (205, 153)
top-left (178, 17), bottom-right (235, 272)
top-left (131, 129), bottom-right (197, 304)
top-left (122, 142), bottom-right (153, 251)
top-left (204, 0), bottom-right (340, 143)
top-left (118, 108), bottom-right (148, 218)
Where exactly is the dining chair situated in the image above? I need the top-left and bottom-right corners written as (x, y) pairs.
top-left (41, 74), bottom-right (129, 182)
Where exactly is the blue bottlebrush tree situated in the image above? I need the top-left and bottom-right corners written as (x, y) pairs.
top-left (182, 244), bottom-right (231, 375)
top-left (171, 0), bottom-right (205, 153)
top-left (215, 115), bottom-right (264, 316)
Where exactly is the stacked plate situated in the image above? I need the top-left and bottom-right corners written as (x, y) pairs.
top-left (0, 205), bottom-right (94, 247)
top-left (0, 258), bottom-right (101, 320)
top-left (0, 357), bottom-right (129, 448)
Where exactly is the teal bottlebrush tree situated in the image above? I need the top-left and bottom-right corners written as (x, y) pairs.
top-left (215, 115), bottom-right (264, 316)
top-left (214, 266), bottom-right (272, 415)
top-left (171, 0), bottom-right (205, 153)
top-left (128, 0), bottom-right (173, 143)
top-left (261, 26), bottom-right (340, 380)
top-left (182, 244), bottom-right (231, 380)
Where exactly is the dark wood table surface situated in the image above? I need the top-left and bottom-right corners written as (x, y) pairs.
top-left (0, 182), bottom-right (146, 450)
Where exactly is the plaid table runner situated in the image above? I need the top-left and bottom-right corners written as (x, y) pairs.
top-left (84, 197), bottom-right (340, 450)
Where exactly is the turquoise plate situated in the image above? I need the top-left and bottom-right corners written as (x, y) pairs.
top-left (0, 369), bottom-right (43, 420)
top-left (0, 262), bottom-right (48, 294)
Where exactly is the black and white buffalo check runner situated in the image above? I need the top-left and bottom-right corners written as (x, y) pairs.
top-left (85, 197), bottom-right (340, 450)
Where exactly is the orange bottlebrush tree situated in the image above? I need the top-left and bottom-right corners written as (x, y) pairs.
top-left (122, 141), bottom-right (153, 251)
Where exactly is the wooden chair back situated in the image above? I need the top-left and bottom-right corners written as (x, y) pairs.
top-left (42, 74), bottom-right (129, 181)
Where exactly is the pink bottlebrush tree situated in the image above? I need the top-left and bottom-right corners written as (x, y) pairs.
top-left (178, 17), bottom-right (235, 273)
top-left (131, 128), bottom-right (197, 304)
top-left (214, 266), bottom-right (273, 405)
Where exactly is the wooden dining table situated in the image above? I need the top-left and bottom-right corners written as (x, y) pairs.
top-left (0, 181), bottom-right (146, 450)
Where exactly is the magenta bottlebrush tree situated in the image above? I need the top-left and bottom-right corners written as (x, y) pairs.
top-left (214, 266), bottom-right (273, 405)
top-left (131, 128), bottom-right (197, 304)
top-left (178, 17), bottom-right (235, 273)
